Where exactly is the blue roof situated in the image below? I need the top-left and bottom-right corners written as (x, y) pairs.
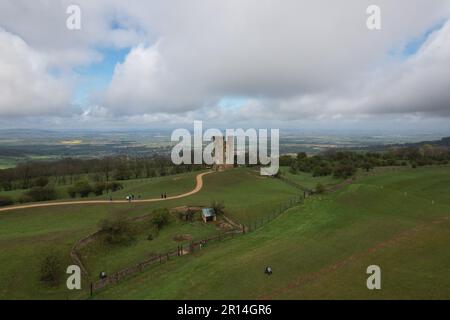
top-left (202, 208), bottom-right (215, 217)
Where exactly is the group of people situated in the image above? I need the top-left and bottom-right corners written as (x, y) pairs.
top-left (160, 193), bottom-right (167, 199)
top-left (125, 194), bottom-right (141, 202)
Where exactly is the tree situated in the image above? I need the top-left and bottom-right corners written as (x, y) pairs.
top-left (211, 200), bottom-right (225, 216)
top-left (297, 152), bottom-right (307, 160)
top-left (151, 208), bottom-right (170, 231)
top-left (0, 196), bottom-right (14, 206)
top-left (105, 182), bottom-right (123, 192)
top-left (39, 252), bottom-right (64, 286)
top-left (93, 182), bottom-right (106, 196)
top-left (34, 176), bottom-right (49, 187)
top-left (99, 218), bottom-right (136, 245)
top-left (333, 163), bottom-right (356, 179)
top-left (69, 180), bottom-right (92, 198)
top-left (24, 186), bottom-right (57, 202)
top-left (315, 183), bottom-right (326, 194)
top-left (362, 161), bottom-right (374, 172)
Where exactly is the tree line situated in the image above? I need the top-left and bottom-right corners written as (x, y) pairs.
top-left (0, 155), bottom-right (206, 192)
top-left (280, 144), bottom-right (450, 179)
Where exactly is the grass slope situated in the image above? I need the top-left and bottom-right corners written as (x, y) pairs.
top-left (94, 166), bottom-right (450, 299)
top-left (0, 167), bottom-right (298, 299)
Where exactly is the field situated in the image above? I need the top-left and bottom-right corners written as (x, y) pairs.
top-left (92, 166), bottom-right (450, 299)
top-left (279, 166), bottom-right (342, 189)
top-left (0, 171), bottom-right (200, 203)
top-left (0, 166), bottom-right (449, 299)
top-left (0, 167), bottom-right (298, 299)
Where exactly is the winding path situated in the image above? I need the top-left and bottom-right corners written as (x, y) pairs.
top-left (0, 171), bottom-right (213, 213)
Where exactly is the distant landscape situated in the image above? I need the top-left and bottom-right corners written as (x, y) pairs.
top-left (1, 1), bottom-right (450, 304)
top-left (0, 129), bottom-right (449, 299)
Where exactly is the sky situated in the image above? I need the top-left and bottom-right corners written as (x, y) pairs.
top-left (0, 0), bottom-right (450, 133)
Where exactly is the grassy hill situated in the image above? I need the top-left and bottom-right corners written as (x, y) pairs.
top-left (0, 171), bottom-right (200, 203)
top-left (92, 166), bottom-right (450, 299)
top-left (0, 167), bottom-right (299, 299)
top-left (1, 166), bottom-right (448, 299)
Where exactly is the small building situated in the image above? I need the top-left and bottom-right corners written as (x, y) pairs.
top-left (202, 208), bottom-right (216, 223)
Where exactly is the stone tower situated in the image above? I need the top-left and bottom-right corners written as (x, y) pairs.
top-left (212, 136), bottom-right (235, 171)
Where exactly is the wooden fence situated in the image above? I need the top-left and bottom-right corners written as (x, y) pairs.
top-left (91, 229), bottom-right (243, 293)
top-left (89, 178), bottom-right (308, 294)
top-left (245, 194), bottom-right (304, 233)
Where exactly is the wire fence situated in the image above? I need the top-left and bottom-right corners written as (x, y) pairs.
top-left (244, 194), bottom-right (305, 233)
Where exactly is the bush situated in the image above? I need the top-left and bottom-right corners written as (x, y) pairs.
top-left (105, 182), bottom-right (123, 192)
top-left (211, 200), bottom-right (225, 216)
top-left (18, 194), bottom-right (33, 203)
top-left (315, 183), bottom-right (326, 194)
top-left (93, 182), bottom-right (106, 196)
top-left (68, 180), bottom-right (92, 198)
top-left (67, 186), bottom-right (77, 198)
top-left (333, 163), bottom-right (356, 179)
top-left (39, 252), bottom-right (64, 286)
top-left (99, 218), bottom-right (136, 245)
top-left (151, 208), bottom-right (170, 231)
top-left (24, 186), bottom-right (57, 202)
top-left (35, 176), bottom-right (49, 187)
top-left (0, 196), bottom-right (14, 206)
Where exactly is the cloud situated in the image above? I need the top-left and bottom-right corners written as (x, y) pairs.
top-left (1, 0), bottom-right (450, 126)
top-left (100, 0), bottom-right (450, 120)
top-left (0, 29), bottom-right (76, 117)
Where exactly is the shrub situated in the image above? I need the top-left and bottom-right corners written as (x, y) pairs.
top-left (68, 180), bottom-right (92, 198)
top-left (24, 186), bottom-right (57, 202)
top-left (35, 176), bottom-right (49, 187)
top-left (315, 183), bottom-right (326, 194)
top-left (105, 182), bottom-right (123, 192)
top-left (18, 194), bottom-right (33, 203)
top-left (99, 218), bottom-right (136, 245)
top-left (39, 252), bottom-right (64, 286)
top-left (151, 208), bottom-right (170, 231)
top-left (0, 196), bottom-right (14, 206)
top-left (93, 182), bottom-right (106, 196)
top-left (67, 187), bottom-right (77, 198)
top-left (333, 163), bottom-right (356, 179)
top-left (211, 200), bottom-right (225, 216)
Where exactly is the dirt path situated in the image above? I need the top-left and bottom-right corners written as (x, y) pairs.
top-left (0, 171), bottom-right (213, 213)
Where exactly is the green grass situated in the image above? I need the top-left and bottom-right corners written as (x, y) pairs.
top-left (79, 213), bottom-right (221, 281)
top-left (0, 171), bottom-right (199, 203)
top-left (279, 166), bottom-right (342, 189)
top-left (93, 166), bottom-right (450, 299)
top-left (179, 167), bottom-right (300, 224)
top-left (0, 167), bottom-right (299, 299)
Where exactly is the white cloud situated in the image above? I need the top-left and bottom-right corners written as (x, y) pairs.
top-left (100, 0), bottom-right (450, 120)
top-left (1, 0), bottom-right (450, 126)
top-left (0, 29), bottom-right (75, 117)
